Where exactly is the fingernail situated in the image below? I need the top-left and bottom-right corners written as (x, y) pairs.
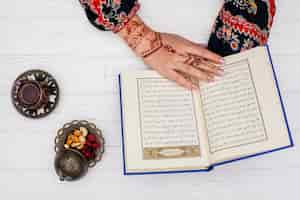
top-left (220, 58), bottom-right (225, 65)
top-left (192, 84), bottom-right (198, 90)
top-left (217, 69), bottom-right (224, 76)
top-left (208, 77), bottom-right (214, 82)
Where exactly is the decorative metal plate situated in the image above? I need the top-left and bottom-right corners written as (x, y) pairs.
top-left (11, 69), bottom-right (59, 119)
top-left (55, 120), bottom-right (105, 168)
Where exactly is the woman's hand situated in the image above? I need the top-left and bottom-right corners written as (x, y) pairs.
top-left (144, 33), bottom-right (224, 89)
top-left (118, 15), bottom-right (224, 90)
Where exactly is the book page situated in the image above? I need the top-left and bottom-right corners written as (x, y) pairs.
top-left (198, 47), bottom-right (292, 163)
top-left (200, 59), bottom-right (267, 153)
top-left (120, 71), bottom-right (210, 173)
top-left (137, 78), bottom-right (201, 160)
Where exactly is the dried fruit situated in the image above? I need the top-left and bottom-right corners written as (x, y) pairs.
top-left (81, 146), bottom-right (96, 159)
top-left (87, 134), bottom-right (97, 142)
top-left (71, 142), bottom-right (81, 148)
top-left (77, 143), bottom-right (85, 150)
top-left (73, 136), bottom-right (80, 143)
top-left (79, 136), bottom-right (86, 143)
top-left (74, 129), bottom-right (82, 137)
top-left (63, 127), bottom-right (100, 160)
top-left (80, 127), bottom-right (88, 137)
top-left (66, 135), bottom-right (73, 145)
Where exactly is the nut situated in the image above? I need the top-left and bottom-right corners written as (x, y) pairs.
top-left (79, 136), bottom-right (86, 143)
top-left (73, 136), bottom-right (80, 143)
top-left (64, 127), bottom-right (90, 151)
top-left (71, 142), bottom-right (81, 148)
top-left (74, 129), bottom-right (82, 137)
top-left (77, 143), bottom-right (85, 150)
top-left (80, 127), bottom-right (88, 137)
top-left (66, 135), bottom-right (73, 145)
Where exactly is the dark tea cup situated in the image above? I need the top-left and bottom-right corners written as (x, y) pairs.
top-left (12, 69), bottom-right (59, 118)
top-left (17, 80), bottom-right (49, 110)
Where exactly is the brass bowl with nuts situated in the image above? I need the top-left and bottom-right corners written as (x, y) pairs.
top-left (54, 120), bottom-right (105, 181)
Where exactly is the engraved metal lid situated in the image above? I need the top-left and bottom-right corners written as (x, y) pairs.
top-left (55, 149), bottom-right (89, 181)
top-left (11, 69), bottom-right (59, 118)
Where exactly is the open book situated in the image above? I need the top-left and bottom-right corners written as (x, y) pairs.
top-left (118, 46), bottom-right (293, 175)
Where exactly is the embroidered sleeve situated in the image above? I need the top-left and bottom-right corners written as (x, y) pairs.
top-left (208, 0), bottom-right (276, 56)
top-left (79, 0), bottom-right (140, 33)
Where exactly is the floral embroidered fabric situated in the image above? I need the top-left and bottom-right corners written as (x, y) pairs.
top-left (78, 0), bottom-right (276, 56)
top-left (208, 0), bottom-right (276, 56)
top-left (79, 0), bottom-right (140, 33)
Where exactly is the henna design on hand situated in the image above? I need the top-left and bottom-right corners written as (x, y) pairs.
top-left (137, 32), bottom-right (162, 58)
top-left (163, 44), bottom-right (204, 67)
top-left (162, 44), bottom-right (177, 54)
top-left (118, 16), bottom-right (163, 58)
top-left (184, 53), bottom-right (205, 67)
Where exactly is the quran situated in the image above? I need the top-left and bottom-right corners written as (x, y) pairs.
top-left (118, 46), bottom-right (293, 175)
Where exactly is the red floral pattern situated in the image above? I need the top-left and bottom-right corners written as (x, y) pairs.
top-left (79, 0), bottom-right (140, 33)
top-left (208, 0), bottom-right (276, 56)
top-left (219, 8), bottom-right (268, 45)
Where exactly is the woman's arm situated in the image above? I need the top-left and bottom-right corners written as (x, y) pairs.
top-left (117, 15), bottom-right (224, 89)
top-left (208, 0), bottom-right (276, 56)
top-left (79, 0), bottom-right (140, 32)
top-left (79, 0), bottom-right (224, 90)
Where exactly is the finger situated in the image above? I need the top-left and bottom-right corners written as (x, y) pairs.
top-left (172, 53), bottom-right (188, 63)
top-left (172, 53), bottom-right (223, 76)
top-left (196, 61), bottom-right (224, 76)
top-left (195, 43), bottom-right (207, 48)
top-left (167, 70), bottom-right (197, 90)
top-left (174, 62), bottom-right (214, 82)
top-left (188, 45), bottom-right (224, 64)
top-left (200, 43), bottom-right (208, 48)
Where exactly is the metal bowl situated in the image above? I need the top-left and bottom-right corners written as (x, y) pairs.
top-left (54, 120), bottom-right (105, 181)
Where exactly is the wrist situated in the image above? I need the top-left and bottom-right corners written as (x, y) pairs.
top-left (117, 15), bottom-right (162, 58)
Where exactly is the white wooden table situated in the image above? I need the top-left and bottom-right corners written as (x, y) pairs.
top-left (1, 1), bottom-right (299, 199)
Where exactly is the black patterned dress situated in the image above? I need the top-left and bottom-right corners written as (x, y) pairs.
top-left (208, 0), bottom-right (276, 56)
top-left (79, 0), bottom-right (140, 33)
top-left (78, 0), bottom-right (276, 56)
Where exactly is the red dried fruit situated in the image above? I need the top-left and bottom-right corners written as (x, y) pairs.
top-left (86, 134), bottom-right (97, 142)
top-left (81, 145), bottom-right (96, 159)
top-left (80, 134), bottom-right (100, 160)
top-left (91, 143), bottom-right (100, 149)
top-left (85, 141), bottom-right (93, 146)
top-left (82, 151), bottom-right (91, 159)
